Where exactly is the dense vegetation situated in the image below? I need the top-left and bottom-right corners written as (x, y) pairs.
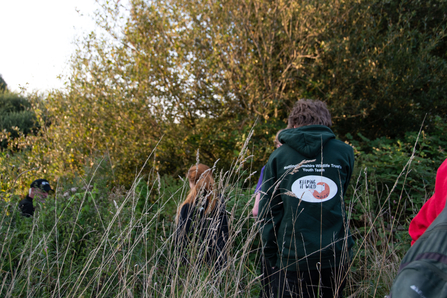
top-left (0, 80), bottom-right (39, 150)
top-left (1, 131), bottom-right (445, 297)
top-left (0, 75), bottom-right (7, 91)
top-left (1, 0), bottom-right (446, 296)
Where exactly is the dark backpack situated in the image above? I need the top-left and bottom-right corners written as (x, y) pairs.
top-left (390, 203), bottom-right (447, 297)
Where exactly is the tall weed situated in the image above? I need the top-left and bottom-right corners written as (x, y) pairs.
top-left (1, 129), bottom-right (445, 297)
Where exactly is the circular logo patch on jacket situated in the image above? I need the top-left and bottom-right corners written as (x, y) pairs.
top-left (291, 175), bottom-right (338, 203)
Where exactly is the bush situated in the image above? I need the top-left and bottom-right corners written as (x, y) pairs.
top-left (1, 152), bottom-right (420, 297)
top-left (347, 116), bottom-right (447, 229)
top-left (0, 75), bottom-right (6, 91)
top-left (318, 0), bottom-right (447, 139)
top-left (0, 92), bottom-right (39, 150)
top-left (0, 152), bottom-right (265, 297)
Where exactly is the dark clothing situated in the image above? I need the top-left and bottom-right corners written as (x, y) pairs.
top-left (256, 166), bottom-right (273, 298)
top-left (258, 125), bottom-right (354, 297)
top-left (259, 125), bottom-right (354, 272)
top-left (176, 195), bottom-right (229, 269)
top-left (271, 267), bottom-right (347, 298)
top-left (390, 171), bottom-right (447, 297)
top-left (18, 195), bottom-right (34, 217)
top-left (259, 257), bottom-right (275, 298)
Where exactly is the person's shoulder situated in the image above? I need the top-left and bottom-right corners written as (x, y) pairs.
top-left (180, 203), bottom-right (190, 213)
top-left (178, 203), bottom-right (192, 222)
top-left (267, 145), bottom-right (291, 162)
top-left (18, 197), bottom-right (34, 217)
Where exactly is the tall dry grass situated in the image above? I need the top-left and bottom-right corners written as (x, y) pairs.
top-left (0, 135), bottom-right (420, 297)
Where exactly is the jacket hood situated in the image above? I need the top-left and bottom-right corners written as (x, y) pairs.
top-left (278, 125), bottom-right (335, 158)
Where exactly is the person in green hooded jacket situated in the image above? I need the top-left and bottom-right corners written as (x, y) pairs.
top-left (258, 99), bottom-right (355, 298)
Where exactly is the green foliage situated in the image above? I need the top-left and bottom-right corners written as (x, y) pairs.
top-left (1, 6), bottom-right (445, 296)
top-left (1, 151), bottom-right (422, 297)
top-left (338, 117), bottom-right (447, 296)
top-left (29, 0), bottom-right (295, 185)
top-left (135, 173), bottom-right (186, 215)
top-left (0, 92), bottom-right (39, 150)
top-left (0, 75), bottom-right (6, 91)
top-left (0, 155), bottom-right (265, 297)
top-left (347, 116), bottom-right (447, 234)
top-left (21, 0), bottom-right (444, 185)
top-left (1, 184), bottom-right (118, 296)
top-left (319, 0), bottom-right (447, 139)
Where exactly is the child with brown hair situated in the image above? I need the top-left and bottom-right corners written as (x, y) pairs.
top-left (176, 163), bottom-right (229, 270)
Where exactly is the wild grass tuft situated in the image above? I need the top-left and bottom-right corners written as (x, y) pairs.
top-left (0, 136), bottom-right (434, 297)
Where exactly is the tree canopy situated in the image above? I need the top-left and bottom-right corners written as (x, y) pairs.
top-left (0, 75), bottom-right (7, 92)
top-left (17, 0), bottom-right (447, 185)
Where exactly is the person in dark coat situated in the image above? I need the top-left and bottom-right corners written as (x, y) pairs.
top-left (18, 179), bottom-right (54, 217)
top-left (259, 99), bottom-right (355, 298)
top-left (175, 164), bottom-right (229, 271)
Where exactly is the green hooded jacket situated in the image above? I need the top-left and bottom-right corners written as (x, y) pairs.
top-left (259, 125), bottom-right (355, 271)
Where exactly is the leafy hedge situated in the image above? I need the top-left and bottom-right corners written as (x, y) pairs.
top-left (347, 116), bottom-right (447, 238)
top-left (0, 92), bottom-right (39, 149)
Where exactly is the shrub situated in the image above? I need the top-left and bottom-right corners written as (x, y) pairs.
top-left (0, 92), bottom-right (39, 150)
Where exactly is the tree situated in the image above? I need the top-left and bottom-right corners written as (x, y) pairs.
top-left (316, 0), bottom-right (447, 139)
top-left (0, 75), bottom-right (7, 92)
top-left (0, 92), bottom-right (39, 150)
top-left (25, 0), bottom-right (447, 185)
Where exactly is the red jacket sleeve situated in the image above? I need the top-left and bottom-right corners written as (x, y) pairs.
top-left (409, 159), bottom-right (447, 245)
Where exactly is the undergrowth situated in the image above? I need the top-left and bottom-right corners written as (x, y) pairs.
top-left (1, 128), bottom-right (445, 297)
